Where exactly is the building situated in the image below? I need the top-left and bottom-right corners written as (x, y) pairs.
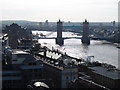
top-left (35, 49), bottom-right (78, 88)
top-left (2, 70), bottom-right (24, 89)
top-left (2, 49), bottom-right (44, 89)
top-left (87, 66), bottom-right (120, 89)
top-left (5, 23), bottom-right (32, 48)
top-left (0, 33), bottom-right (9, 69)
top-left (3, 47), bottom-right (76, 89)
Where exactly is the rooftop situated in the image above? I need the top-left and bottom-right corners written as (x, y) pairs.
top-left (39, 51), bottom-right (61, 60)
top-left (8, 49), bottom-right (29, 54)
top-left (36, 50), bottom-right (78, 71)
top-left (89, 66), bottom-right (120, 79)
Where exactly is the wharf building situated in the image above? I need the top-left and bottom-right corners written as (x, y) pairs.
top-left (2, 44), bottom-right (120, 89)
top-left (34, 48), bottom-right (111, 89)
top-left (87, 66), bottom-right (120, 89)
top-left (78, 61), bottom-right (120, 89)
top-left (34, 49), bottom-right (78, 88)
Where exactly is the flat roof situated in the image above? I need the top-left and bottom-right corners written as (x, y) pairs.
top-left (89, 66), bottom-right (120, 79)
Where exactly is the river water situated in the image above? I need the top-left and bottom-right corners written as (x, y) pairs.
top-left (32, 31), bottom-right (119, 68)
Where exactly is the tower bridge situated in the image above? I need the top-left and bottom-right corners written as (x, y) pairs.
top-left (55, 19), bottom-right (90, 45)
top-left (34, 19), bottom-right (116, 45)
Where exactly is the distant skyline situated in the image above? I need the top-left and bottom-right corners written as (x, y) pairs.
top-left (0, 0), bottom-right (119, 22)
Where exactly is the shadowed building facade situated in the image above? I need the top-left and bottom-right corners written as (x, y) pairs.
top-left (82, 19), bottom-right (90, 45)
top-left (56, 19), bottom-right (64, 46)
top-left (5, 23), bottom-right (32, 49)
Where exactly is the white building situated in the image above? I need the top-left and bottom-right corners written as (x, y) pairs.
top-left (36, 49), bottom-right (78, 88)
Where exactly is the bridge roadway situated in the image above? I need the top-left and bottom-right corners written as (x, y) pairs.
top-left (34, 36), bottom-right (111, 40)
top-left (37, 36), bottom-right (82, 39)
top-left (33, 30), bottom-right (115, 41)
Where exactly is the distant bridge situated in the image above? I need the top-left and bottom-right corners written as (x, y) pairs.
top-left (33, 30), bottom-right (115, 41)
top-left (34, 36), bottom-right (113, 40)
top-left (36, 36), bottom-right (82, 39)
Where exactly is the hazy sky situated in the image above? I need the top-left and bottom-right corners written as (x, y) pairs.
top-left (0, 0), bottom-right (119, 22)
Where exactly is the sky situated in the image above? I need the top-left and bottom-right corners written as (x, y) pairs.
top-left (0, 0), bottom-right (119, 22)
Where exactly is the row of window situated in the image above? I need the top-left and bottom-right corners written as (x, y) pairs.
top-left (28, 62), bottom-right (37, 65)
top-left (3, 80), bottom-right (22, 84)
top-left (66, 76), bottom-right (76, 80)
top-left (3, 74), bottom-right (20, 76)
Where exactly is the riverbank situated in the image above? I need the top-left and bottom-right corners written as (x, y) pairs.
top-left (32, 31), bottom-right (118, 68)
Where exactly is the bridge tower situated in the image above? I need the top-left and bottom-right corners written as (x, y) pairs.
top-left (81, 19), bottom-right (90, 45)
top-left (56, 19), bottom-right (64, 45)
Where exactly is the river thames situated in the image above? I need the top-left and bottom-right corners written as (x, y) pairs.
top-left (32, 31), bottom-right (119, 68)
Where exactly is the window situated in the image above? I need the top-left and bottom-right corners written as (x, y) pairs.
top-left (34, 69), bottom-right (38, 72)
top-left (28, 62), bottom-right (36, 65)
top-left (28, 63), bottom-right (32, 65)
top-left (66, 76), bottom-right (69, 79)
top-left (13, 60), bottom-right (17, 61)
top-left (33, 63), bottom-right (36, 65)
top-left (30, 69), bottom-right (33, 72)
top-left (8, 80), bottom-right (11, 83)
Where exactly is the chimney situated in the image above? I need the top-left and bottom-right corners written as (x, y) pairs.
top-left (44, 50), bottom-right (46, 59)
